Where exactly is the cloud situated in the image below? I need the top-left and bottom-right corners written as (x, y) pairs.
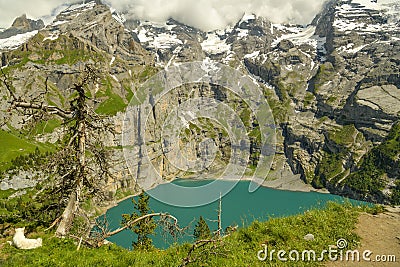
top-left (104, 0), bottom-right (327, 31)
top-left (0, 0), bottom-right (327, 31)
top-left (0, 0), bottom-right (72, 28)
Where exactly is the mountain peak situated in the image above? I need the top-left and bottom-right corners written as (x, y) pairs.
top-left (11, 14), bottom-right (27, 28)
top-left (0, 14), bottom-right (44, 40)
top-left (11, 14), bottom-right (44, 30)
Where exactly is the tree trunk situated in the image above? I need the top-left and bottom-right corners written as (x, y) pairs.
top-left (55, 188), bottom-right (81, 237)
top-left (56, 117), bottom-right (86, 237)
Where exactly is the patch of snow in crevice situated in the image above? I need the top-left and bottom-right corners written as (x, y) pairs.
top-left (136, 28), bottom-right (153, 43)
top-left (51, 20), bottom-right (69, 27)
top-left (165, 55), bottom-right (176, 70)
top-left (43, 31), bottom-right (60, 41)
top-left (333, 19), bottom-right (367, 32)
top-left (86, 23), bottom-right (98, 31)
top-left (236, 28), bottom-right (249, 38)
top-left (247, 71), bottom-right (275, 89)
top-left (285, 65), bottom-right (293, 71)
top-left (86, 20), bottom-right (97, 27)
top-left (347, 44), bottom-right (368, 54)
top-left (272, 26), bottom-right (316, 48)
top-left (337, 43), bottom-right (354, 53)
top-left (310, 60), bottom-right (315, 70)
top-left (222, 51), bottom-right (236, 64)
top-left (244, 51), bottom-right (260, 59)
top-left (173, 46), bottom-right (182, 55)
top-left (261, 53), bottom-right (269, 64)
top-left (110, 56), bottom-right (116, 66)
top-left (298, 49), bottom-right (312, 59)
top-left (112, 13), bottom-right (126, 25)
top-left (337, 42), bottom-right (369, 54)
top-left (111, 75), bottom-right (119, 82)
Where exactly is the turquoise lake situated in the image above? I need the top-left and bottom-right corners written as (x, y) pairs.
top-left (102, 179), bottom-right (365, 249)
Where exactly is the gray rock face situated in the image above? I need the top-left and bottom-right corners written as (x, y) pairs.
top-left (42, 1), bottom-right (152, 64)
top-left (275, 0), bottom-right (400, 203)
top-left (0, 171), bottom-right (40, 190)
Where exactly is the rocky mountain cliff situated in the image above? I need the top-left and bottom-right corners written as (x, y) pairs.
top-left (0, 0), bottom-right (399, 204)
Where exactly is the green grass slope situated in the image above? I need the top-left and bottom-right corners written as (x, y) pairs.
top-left (0, 202), bottom-right (371, 267)
top-left (0, 130), bottom-right (54, 171)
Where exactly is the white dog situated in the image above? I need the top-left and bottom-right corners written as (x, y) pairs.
top-left (13, 227), bottom-right (42, 250)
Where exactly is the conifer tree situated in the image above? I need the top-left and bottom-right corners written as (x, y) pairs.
top-left (193, 216), bottom-right (211, 240)
top-left (122, 192), bottom-right (157, 250)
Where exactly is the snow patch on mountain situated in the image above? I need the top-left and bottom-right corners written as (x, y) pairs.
top-left (334, 0), bottom-right (400, 33)
top-left (110, 8), bottom-right (126, 25)
top-left (0, 30), bottom-right (38, 50)
top-left (135, 28), bottom-right (153, 43)
top-left (271, 25), bottom-right (326, 60)
top-left (244, 51), bottom-right (260, 59)
top-left (201, 57), bottom-right (219, 74)
top-left (110, 56), bottom-right (116, 66)
top-left (149, 33), bottom-right (183, 49)
top-left (272, 25), bottom-right (316, 47)
top-left (236, 28), bottom-right (249, 39)
top-left (201, 33), bottom-right (231, 55)
top-left (337, 42), bottom-right (370, 54)
top-left (62, 1), bottom-right (97, 15)
top-left (43, 30), bottom-right (60, 41)
top-left (51, 20), bottom-right (68, 27)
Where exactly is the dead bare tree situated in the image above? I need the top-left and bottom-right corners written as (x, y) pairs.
top-left (181, 193), bottom-right (230, 266)
top-left (1, 65), bottom-right (115, 237)
top-left (67, 212), bottom-right (187, 249)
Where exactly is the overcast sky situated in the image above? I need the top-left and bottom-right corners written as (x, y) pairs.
top-left (0, 0), bottom-right (327, 31)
